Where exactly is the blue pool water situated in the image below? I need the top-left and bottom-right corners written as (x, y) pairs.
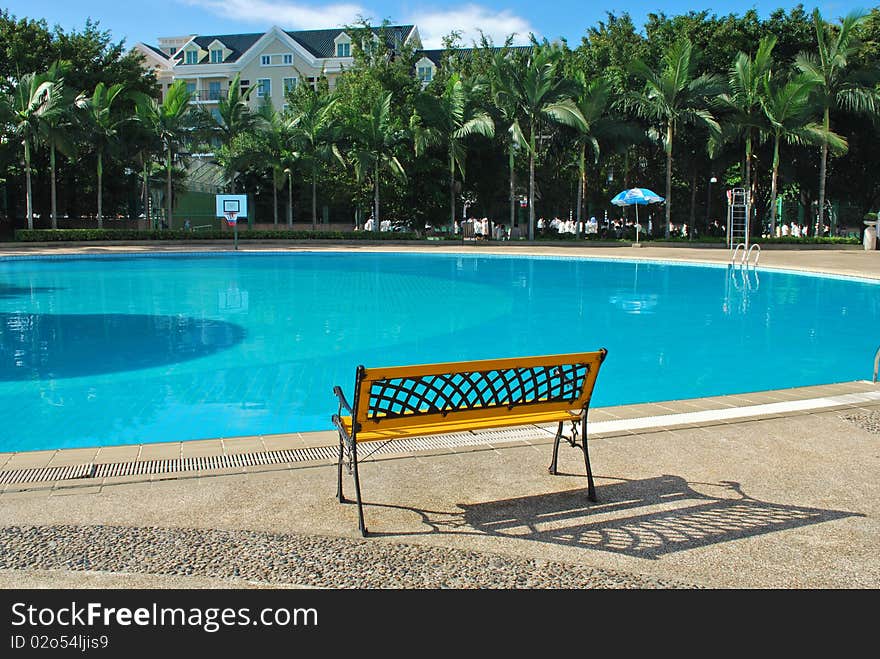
top-left (0, 251), bottom-right (877, 451)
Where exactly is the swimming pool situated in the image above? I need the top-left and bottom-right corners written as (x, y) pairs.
top-left (0, 251), bottom-right (877, 452)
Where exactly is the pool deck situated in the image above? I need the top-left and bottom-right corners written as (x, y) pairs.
top-left (1, 243), bottom-right (879, 589)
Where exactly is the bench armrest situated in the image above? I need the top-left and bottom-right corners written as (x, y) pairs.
top-left (331, 414), bottom-right (352, 445)
top-left (333, 385), bottom-right (353, 416)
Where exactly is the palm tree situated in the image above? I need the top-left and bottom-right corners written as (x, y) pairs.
top-left (628, 38), bottom-right (722, 238)
top-left (570, 73), bottom-right (641, 237)
top-left (37, 62), bottom-right (81, 230)
top-left (413, 72), bottom-right (495, 231)
top-left (493, 42), bottom-right (587, 240)
top-left (81, 82), bottom-right (126, 228)
top-left (287, 86), bottom-right (341, 230)
top-left (255, 103), bottom-right (293, 226)
top-left (132, 80), bottom-right (192, 229)
top-left (488, 49), bottom-right (522, 233)
top-left (796, 9), bottom-right (878, 232)
top-left (347, 92), bottom-right (407, 227)
top-left (5, 70), bottom-right (64, 229)
top-left (214, 72), bottom-right (259, 192)
top-left (715, 35), bottom-right (776, 205)
top-left (761, 74), bottom-right (846, 233)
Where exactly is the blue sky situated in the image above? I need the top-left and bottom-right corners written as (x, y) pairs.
top-left (4, 1), bottom-right (854, 49)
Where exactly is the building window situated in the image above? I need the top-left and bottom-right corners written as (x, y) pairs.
top-left (283, 77), bottom-right (297, 93)
top-left (210, 48), bottom-right (223, 63)
top-left (282, 103), bottom-right (289, 113)
top-left (185, 50), bottom-right (198, 64)
top-left (185, 82), bottom-right (197, 96)
top-left (257, 78), bottom-right (271, 97)
top-left (208, 81), bottom-right (221, 100)
top-left (417, 66), bottom-right (433, 82)
top-left (261, 54), bottom-right (271, 66)
top-left (168, 47), bottom-right (177, 55)
top-left (336, 42), bottom-right (350, 57)
top-left (283, 53), bottom-right (293, 64)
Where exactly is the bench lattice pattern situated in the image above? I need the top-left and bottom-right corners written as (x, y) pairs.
top-left (367, 363), bottom-right (591, 420)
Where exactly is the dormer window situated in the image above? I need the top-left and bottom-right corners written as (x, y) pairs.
top-left (415, 57), bottom-right (435, 84)
top-left (334, 33), bottom-right (352, 58)
top-left (210, 48), bottom-right (223, 63)
top-left (185, 50), bottom-right (198, 64)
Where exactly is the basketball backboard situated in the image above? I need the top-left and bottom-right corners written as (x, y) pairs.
top-left (215, 194), bottom-right (248, 218)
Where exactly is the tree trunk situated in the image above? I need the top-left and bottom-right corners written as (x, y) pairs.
top-left (166, 145), bottom-right (173, 229)
top-left (528, 129), bottom-right (536, 241)
top-left (142, 157), bottom-right (150, 230)
top-left (664, 121), bottom-right (673, 239)
top-left (689, 169), bottom-right (697, 239)
top-left (287, 172), bottom-right (293, 227)
top-left (744, 132), bottom-right (752, 203)
top-left (312, 168), bottom-right (318, 231)
top-left (449, 149), bottom-right (456, 232)
top-left (273, 177), bottom-right (278, 225)
top-left (508, 144), bottom-right (515, 231)
top-left (50, 144), bottom-right (58, 230)
top-left (576, 144), bottom-right (585, 238)
top-left (817, 105), bottom-right (829, 232)
top-left (770, 134), bottom-right (780, 234)
top-left (97, 150), bottom-right (103, 229)
top-left (373, 163), bottom-right (380, 227)
top-left (25, 140), bottom-right (33, 230)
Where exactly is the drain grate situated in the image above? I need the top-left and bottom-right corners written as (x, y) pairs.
top-left (0, 428), bottom-right (546, 487)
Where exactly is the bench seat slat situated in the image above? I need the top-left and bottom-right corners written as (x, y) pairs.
top-left (339, 408), bottom-right (580, 443)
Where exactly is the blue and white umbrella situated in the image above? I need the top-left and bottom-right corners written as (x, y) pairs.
top-left (610, 188), bottom-right (664, 244)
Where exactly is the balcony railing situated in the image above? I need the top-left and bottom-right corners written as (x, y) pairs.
top-left (190, 88), bottom-right (228, 102)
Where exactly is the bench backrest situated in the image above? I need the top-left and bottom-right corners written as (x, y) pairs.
top-left (351, 349), bottom-right (607, 435)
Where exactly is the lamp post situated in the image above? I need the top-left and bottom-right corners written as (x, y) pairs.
top-left (705, 176), bottom-right (717, 237)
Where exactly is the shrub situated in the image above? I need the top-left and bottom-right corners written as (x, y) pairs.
top-left (14, 229), bottom-right (421, 242)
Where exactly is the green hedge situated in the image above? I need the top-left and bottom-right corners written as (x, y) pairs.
top-left (13, 228), bottom-right (860, 245)
top-left (14, 229), bottom-right (421, 242)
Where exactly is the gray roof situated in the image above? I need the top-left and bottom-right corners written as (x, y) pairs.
top-left (417, 45), bottom-right (533, 66)
top-left (142, 43), bottom-right (169, 60)
top-left (162, 25), bottom-right (415, 66)
top-left (287, 25), bottom-right (414, 58)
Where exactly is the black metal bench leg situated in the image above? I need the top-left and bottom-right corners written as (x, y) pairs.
top-left (548, 422), bottom-right (564, 474)
top-left (336, 433), bottom-right (345, 503)
top-left (582, 416), bottom-right (597, 502)
top-left (351, 441), bottom-right (368, 537)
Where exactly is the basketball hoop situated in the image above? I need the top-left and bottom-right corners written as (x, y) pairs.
top-left (224, 211), bottom-right (239, 226)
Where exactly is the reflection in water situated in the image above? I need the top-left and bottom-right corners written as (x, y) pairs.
top-left (0, 313), bottom-right (246, 380)
top-left (218, 284), bottom-right (249, 314)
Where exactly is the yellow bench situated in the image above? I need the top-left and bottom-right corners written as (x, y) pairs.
top-left (332, 349), bottom-right (608, 536)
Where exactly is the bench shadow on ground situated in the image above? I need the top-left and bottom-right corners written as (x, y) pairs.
top-left (366, 474), bottom-right (860, 559)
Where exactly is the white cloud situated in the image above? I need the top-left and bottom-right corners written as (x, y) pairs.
top-left (406, 5), bottom-right (537, 49)
top-left (184, 0), bottom-right (368, 30)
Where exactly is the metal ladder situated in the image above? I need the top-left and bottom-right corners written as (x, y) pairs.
top-left (727, 188), bottom-right (750, 249)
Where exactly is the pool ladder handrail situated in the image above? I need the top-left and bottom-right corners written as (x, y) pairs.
top-left (746, 244), bottom-right (761, 268)
top-left (731, 243), bottom-right (746, 267)
top-left (874, 346), bottom-right (880, 383)
top-left (730, 243), bottom-right (761, 269)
